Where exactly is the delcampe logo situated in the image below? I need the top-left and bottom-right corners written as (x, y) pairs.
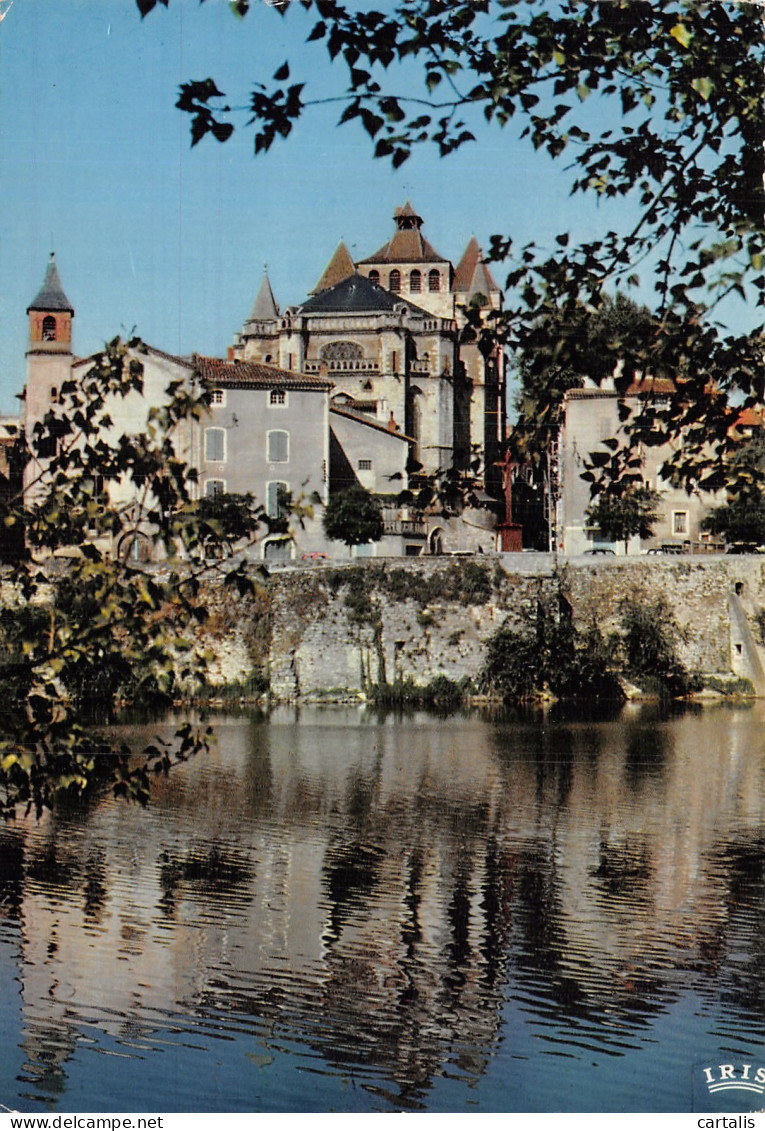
top-left (702, 1063), bottom-right (765, 1098)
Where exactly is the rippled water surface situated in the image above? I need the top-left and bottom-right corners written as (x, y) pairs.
top-left (1, 703), bottom-right (764, 1113)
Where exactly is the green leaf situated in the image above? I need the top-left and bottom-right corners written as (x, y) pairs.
top-left (691, 76), bottom-right (714, 102)
top-left (669, 23), bottom-right (692, 49)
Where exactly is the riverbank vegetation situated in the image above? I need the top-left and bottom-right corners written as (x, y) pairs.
top-left (482, 594), bottom-right (702, 704)
top-left (0, 339), bottom-right (265, 819)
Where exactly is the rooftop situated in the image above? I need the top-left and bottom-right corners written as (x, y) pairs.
top-left (28, 253), bottom-right (74, 314)
top-left (298, 271), bottom-right (430, 317)
top-left (194, 354), bottom-right (332, 391)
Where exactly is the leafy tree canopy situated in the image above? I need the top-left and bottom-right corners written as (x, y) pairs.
top-left (139, 0), bottom-right (764, 501)
top-left (510, 292), bottom-right (656, 465)
top-left (702, 497), bottom-right (765, 548)
top-left (323, 483), bottom-right (384, 547)
top-left (702, 433), bottom-right (765, 546)
top-left (395, 447), bottom-right (497, 517)
top-left (1, 340), bottom-right (265, 819)
top-left (585, 482), bottom-right (661, 552)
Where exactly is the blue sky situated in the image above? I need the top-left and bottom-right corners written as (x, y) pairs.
top-left (0, 0), bottom-right (755, 416)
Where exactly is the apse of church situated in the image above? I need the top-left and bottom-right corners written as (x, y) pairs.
top-left (233, 203), bottom-right (506, 486)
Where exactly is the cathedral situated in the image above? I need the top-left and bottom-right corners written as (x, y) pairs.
top-left (233, 201), bottom-right (506, 491)
top-left (19, 205), bottom-right (508, 563)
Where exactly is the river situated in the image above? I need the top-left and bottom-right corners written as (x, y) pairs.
top-left (0, 702), bottom-right (764, 1113)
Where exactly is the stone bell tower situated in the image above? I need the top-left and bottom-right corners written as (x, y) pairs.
top-left (25, 253), bottom-right (75, 429)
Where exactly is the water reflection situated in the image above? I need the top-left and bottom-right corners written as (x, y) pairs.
top-left (0, 704), bottom-right (764, 1111)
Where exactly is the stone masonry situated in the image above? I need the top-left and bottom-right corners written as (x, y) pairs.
top-left (264, 556), bottom-right (765, 700)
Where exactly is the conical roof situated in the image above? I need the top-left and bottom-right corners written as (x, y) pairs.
top-left (311, 241), bottom-right (356, 293)
top-left (28, 253), bottom-right (74, 314)
top-left (453, 236), bottom-right (500, 297)
top-left (248, 271), bottom-right (279, 320)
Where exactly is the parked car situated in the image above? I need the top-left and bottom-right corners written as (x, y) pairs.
top-left (725, 543), bottom-right (765, 555)
top-left (644, 543), bottom-right (685, 556)
top-left (301, 551), bottom-right (331, 563)
top-left (584, 547), bottom-right (615, 555)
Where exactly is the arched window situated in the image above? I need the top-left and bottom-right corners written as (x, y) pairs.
top-left (42, 316), bottom-right (56, 342)
top-left (320, 341), bottom-right (363, 361)
top-left (368, 270), bottom-right (380, 286)
top-left (409, 269), bottom-right (422, 293)
top-left (263, 536), bottom-right (293, 563)
top-left (119, 532), bottom-right (151, 563)
top-left (266, 481), bottom-right (290, 519)
top-left (389, 269), bottom-right (401, 293)
top-left (428, 270), bottom-right (441, 292)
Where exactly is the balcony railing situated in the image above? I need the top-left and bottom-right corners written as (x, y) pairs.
top-left (304, 359), bottom-right (380, 373)
top-left (383, 518), bottom-right (427, 537)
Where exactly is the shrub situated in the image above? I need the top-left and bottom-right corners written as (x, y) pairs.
top-left (482, 600), bottom-right (623, 703)
top-left (619, 597), bottom-right (701, 698)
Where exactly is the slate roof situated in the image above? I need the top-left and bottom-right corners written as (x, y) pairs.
top-left (298, 271), bottom-right (431, 317)
top-left (194, 355), bottom-right (332, 391)
top-left (247, 272), bottom-right (279, 320)
top-left (28, 253), bottom-right (74, 314)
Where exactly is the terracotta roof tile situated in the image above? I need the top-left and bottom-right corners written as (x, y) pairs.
top-left (453, 237), bottom-right (500, 295)
top-left (359, 228), bottom-right (447, 265)
top-left (311, 241), bottom-right (356, 293)
top-left (567, 376), bottom-right (676, 398)
top-left (358, 202), bottom-right (447, 265)
top-left (194, 354), bottom-right (332, 390)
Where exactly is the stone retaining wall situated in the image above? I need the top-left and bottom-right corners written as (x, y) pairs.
top-left (264, 556), bottom-right (765, 700)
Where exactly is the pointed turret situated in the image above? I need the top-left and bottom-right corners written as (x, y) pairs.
top-left (453, 236), bottom-right (501, 305)
top-left (248, 271), bottom-right (279, 321)
top-left (311, 241), bottom-right (356, 294)
top-left (27, 253), bottom-right (74, 354)
top-left (28, 253), bottom-right (74, 315)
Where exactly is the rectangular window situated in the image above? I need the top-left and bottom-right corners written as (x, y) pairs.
top-left (358, 458), bottom-right (373, 471)
top-left (267, 429), bottom-right (289, 463)
top-left (269, 389), bottom-right (287, 406)
top-left (205, 479), bottom-right (226, 498)
top-left (673, 510), bottom-right (689, 535)
top-left (205, 427), bottom-right (226, 462)
top-left (266, 480), bottom-right (290, 518)
top-left (208, 388), bottom-right (225, 406)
